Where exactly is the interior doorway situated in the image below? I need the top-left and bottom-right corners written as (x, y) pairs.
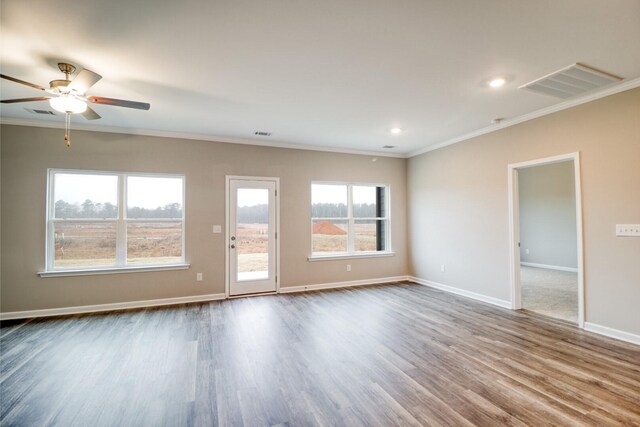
top-left (226, 176), bottom-right (279, 297)
top-left (508, 153), bottom-right (584, 327)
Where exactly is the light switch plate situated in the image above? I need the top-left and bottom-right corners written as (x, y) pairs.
top-left (616, 224), bottom-right (640, 237)
top-left (213, 225), bottom-right (222, 233)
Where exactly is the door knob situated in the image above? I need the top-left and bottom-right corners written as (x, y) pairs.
top-left (230, 244), bottom-right (235, 249)
top-left (231, 236), bottom-right (236, 241)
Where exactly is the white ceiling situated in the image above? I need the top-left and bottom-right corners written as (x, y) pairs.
top-left (2, 0), bottom-right (640, 156)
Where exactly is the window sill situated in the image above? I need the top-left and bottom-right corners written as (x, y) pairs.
top-left (38, 263), bottom-right (190, 278)
top-left (308, 252), bottom-right (395, 262)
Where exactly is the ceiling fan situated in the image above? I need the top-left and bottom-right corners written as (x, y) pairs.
top-left (1, 62), bottom-right (150, 146)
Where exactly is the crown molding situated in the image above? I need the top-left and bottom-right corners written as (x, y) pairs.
top-left (3, 77), bottom-right (638, 160)
top-left (408, 77), bottom-right (640, 158)
top-left (0, 118), bottom-right (406, 159)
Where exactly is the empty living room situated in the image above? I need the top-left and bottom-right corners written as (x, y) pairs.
top-left (1, 1), bottom-right (639, 426)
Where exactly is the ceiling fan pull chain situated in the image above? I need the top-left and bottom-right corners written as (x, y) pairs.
top-left (64, 113), bottom-right (71, 147)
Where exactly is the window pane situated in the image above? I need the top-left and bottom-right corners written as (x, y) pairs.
top-left (236, 188), bottom-right (269, 281)
top-left (127, 222), bottom-right (183, 264)
top-left (311, 184), bottom-right (347, 218)
top-left (54, 173), bottom-right (118, 219)
top-left (353, 185), bottom-right (378, 218)
top-left (312, 220), bottom-right (348, 254)
top-left (127, 176), bottom-right (183, 219)
top-left (53, 222), bottom-right (116, 267)
top-left (355, 220), bottom-right (386, 252)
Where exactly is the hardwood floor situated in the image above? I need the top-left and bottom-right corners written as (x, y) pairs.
top-left (1, 282), bottom-right (639, 426)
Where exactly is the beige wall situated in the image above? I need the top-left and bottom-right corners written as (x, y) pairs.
top-left (408, 88), bottom-right (640, 335)
top-left (519, 161), bottom-right (577, 269)
top-left (0, 125), bottom-right (407, 312)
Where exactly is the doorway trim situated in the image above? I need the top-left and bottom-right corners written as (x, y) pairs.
top-left (507, 152), bottom-right (585, 328)
top-left (225, 175), bottom-right (280, 298)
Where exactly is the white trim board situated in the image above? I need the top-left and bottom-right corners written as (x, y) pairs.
top-left (408, 77), bottom-right (640, 157)
top-left (0, 118), bottom-right (405, 158)
top-left (279, 276), bottom-right (410, 294)
top-left (584, 322), bottom-right (640, 346)
top-left (3, 78), bottom-right (638, 160)
top-left (0, 293), bottom-right (226, 321)
top-left (520, 262), bottom-right (578, 273)
top-left (508, 152), bottom-right (585, 329)
top-left (409, 276), bottom-right (512, 309)
top-left (409, 276), bottom-right (639, 347)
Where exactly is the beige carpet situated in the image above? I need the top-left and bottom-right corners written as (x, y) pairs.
top-left (520, 265), bottom-right (578, 324)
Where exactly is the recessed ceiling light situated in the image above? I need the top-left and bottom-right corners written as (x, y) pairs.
top-left (489, 77), bottom-right (506, 88)
top-left (390, 128), bottom-right (402, 134)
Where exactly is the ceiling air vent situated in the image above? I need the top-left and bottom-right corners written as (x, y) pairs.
top-left (254, 131), bottom-right (271, 137)
top-left (519, 63), bottom-right (622, 99)
top-left (26, 108), bottom-right (57, 115)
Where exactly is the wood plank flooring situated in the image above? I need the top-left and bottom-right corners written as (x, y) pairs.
top-left (1, 282), bottom-right (639, 426)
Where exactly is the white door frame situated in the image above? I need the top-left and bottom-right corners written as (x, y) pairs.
top-left (507, 152), bottom-right (585, 328)
top-left (225, 175), bottom-right (280, 298)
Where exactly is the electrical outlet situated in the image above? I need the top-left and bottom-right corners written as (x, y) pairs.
top-left (616, 224), bottom-right (640, 237)
top-left (196, 273), bottom-right (203, 281)
top-left (346, 264), bottom-right (351, 272)
top-left (440, 264), bottom-right (446, 273)
top-left (525, 249), bottom-right (530, 255)
top-left (212, 225), bottom-right (222, 234)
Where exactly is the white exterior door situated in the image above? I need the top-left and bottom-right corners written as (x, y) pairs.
top-left (228, 177), bottom-right (278, 296)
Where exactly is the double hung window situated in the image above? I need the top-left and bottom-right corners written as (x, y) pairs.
top-left (311, 182), bottom-right (390, 258)
top-left (46, 169), bottom-right (185, 271)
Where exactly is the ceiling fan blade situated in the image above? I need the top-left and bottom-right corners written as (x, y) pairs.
top-left (1, 96), bottom-right (51, 104)
top-left (87, 96), bottom-right (150, 110)
top-left (1, 74), bottom-right (47, 91)
top-left (68, 69), bottom-right (102, 93)
top-left (82, 106), bottom-right (101, 120)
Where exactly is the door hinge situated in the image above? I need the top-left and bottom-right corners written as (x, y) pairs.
top-left (275, 190), bottom-right (277, 196)
top-left (275, 232), bottom-right (277, 239)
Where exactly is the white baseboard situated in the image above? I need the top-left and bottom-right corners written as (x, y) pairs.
top-left (520, 262), bottom-right (578, 273)
top-left (584, 322), bottom-right (640, 346)
top-left (409, 276), bottom-right (512, 309)
top-left (279, 276), bottom-right (410, 294)
top-left (0, 293), bottom-right (227, 321)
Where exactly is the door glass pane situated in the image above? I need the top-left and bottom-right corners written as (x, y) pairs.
top-left (127, 221), bottom-right (183, 265)
top-left (312, 220), bottom-right (348, 254)
top-left (236, 188), bottom-right (269, 281)
top-left (53, 222), bottom-right (116, 268)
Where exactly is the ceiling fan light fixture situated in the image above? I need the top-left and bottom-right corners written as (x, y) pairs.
top-left (49, 95), bottom-right (87, 114)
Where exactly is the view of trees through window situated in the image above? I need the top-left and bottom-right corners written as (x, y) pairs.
top-left (55, 200), bottom-right (183, 219)
top-left (236, 204), bottom-right (269, 224)
top-left (49, 171), bottom-right (184, 269)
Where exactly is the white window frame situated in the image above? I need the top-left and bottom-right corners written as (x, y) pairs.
top-left (309, 181), bottom-right (393, 261)
top-left (42, 169), bottom-right (187, 276)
